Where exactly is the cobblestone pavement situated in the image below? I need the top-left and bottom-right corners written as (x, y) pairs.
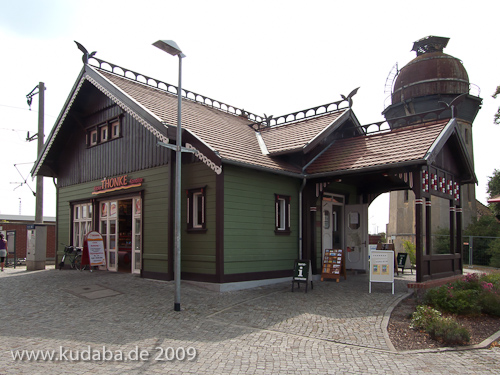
top-left (1, 266), bottom-right (499, 374)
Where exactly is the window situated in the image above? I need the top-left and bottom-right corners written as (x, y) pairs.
top-left (275, 194), bottom-right (291, 234)
top-left (86, 116), bottom-right (121, 147)
top-left (90, 129), bottom-right (98, 146)
top-left (187, 187), bottom-right (206, 231)
top-left (100, 125), bottom-right (108, 142)
top-left (73, 202), bottom-right (93, 248)
top-left (111, 120), bottom-right (120, 139)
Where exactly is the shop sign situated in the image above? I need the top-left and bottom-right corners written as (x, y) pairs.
top-left (92, 175), bottom-right (144, 195)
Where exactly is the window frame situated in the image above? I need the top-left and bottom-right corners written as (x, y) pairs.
top-left (72, 202), bottom-right (93, 248)
top-left (275, 194), bottom-right (291, 235)
top-left (186, 186), bottom-right (207, 232)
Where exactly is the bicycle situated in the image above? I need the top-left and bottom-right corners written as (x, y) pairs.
top-left (59, 244), bottom-right (86, 270)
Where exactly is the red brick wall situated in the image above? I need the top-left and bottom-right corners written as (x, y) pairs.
top-left (1, 222), bottom-right (56, 260)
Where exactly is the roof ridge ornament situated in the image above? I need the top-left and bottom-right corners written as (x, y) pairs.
top-left (75, 41), bottom-right (97, 65)
top-left (340, 87), bottom-right (360, 108)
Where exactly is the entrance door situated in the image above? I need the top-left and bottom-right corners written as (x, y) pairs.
top-left (322, 195), bottom-right (344, 259)
top-left (344, 204), bottom-right (368, 271)
top-left (100, 201), bottom-right (118, 272)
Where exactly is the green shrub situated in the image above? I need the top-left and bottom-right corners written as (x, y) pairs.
top-left (487, 238), bottom-right (500, 268)
top-left (424, 285), bottom-right (481, 315)
top-left (427, 317), bottom-right (470, 345)
top-left (402, 240), bottom-right (416, 265)
top-left (478, 290), bottom-right (500, 316)
top-left (410, 305), bottom-right (470, 345)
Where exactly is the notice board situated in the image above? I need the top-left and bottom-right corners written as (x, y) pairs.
top-left (369, 249), bottom-right (394, 294)
top-left (321, 249), bottom-right (346, 282)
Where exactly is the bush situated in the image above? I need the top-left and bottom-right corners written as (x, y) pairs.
top-left (424, 285), bottom-right (481, 315)
top-left (479, 290), bottom-right (500, 316)
top-left (487, 238), bottom-right (500, 268)
top-left (410, 305), bottom-right (441, 330)
top-left (410, 305), bottom-right (470, 345)
top-left (402, 240), bottom-right (416, 266)
top-left (427, 317), bottom-right (470, 345)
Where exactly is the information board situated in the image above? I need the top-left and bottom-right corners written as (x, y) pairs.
top-left (84, 231), bottom-right (106, 267)
top-left (321, 249), bottom-right (346, 282)
top-left (292, 259), bottom-right (313, 292)
top-left (369, 250), bottom-right (394, 294)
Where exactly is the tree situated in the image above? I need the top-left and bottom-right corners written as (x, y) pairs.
top-left (494, 86), bottom-right (500, 125)
top-left (487, 169), bottom-right (500, 217)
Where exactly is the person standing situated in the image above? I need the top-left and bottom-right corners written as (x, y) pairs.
top-left (0, 234), bottom-right (7, 271)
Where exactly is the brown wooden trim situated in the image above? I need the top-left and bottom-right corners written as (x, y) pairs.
top-left (414, 170), bottom-right (424, 283)
top-left (215, 171), bottom-right (224, 283)
top-left (222, 269), bottom-right (293, 283)
top-left (142, 270), bottom-right (171, 281)
top-left (182, 272), bottom-right (219, 283)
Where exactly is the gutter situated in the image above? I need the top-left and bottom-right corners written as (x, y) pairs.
top-left (298, 139), bottom-right (337, 259)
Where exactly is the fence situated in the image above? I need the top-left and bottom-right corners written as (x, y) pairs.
top-left (388, 234), bottom-right (500, 269)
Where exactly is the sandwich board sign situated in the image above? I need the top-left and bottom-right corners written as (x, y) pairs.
top-left (84, 231), bottom-right (106, 267)
top-left (369, 250), bottom-right (394, 294)
top-left (292, 259), bottom-right (313, 293)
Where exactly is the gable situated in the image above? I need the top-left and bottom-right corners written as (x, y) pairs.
top-left (37, 79), bottom-right (170, 186)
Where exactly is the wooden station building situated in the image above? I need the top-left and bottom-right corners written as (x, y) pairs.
top-left (32, 36), bottom-right (481, 289)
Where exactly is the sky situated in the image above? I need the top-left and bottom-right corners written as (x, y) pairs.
top-left (1, 0), bottom-right (499, 234)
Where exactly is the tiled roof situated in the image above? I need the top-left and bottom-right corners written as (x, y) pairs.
top-left (96, 69), bottom-right (352, 174)
top-left (306, 120), bottom-right (449, 175)
top-left (259, 110), bottom-right (348, 155)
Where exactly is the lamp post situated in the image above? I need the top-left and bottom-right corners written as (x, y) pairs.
top-left (153, 40), bottom-right (186, 312)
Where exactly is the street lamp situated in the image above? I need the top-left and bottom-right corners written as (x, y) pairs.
top-left (153, 40), bottom-right (186, 312)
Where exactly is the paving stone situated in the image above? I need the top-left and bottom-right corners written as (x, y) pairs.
top-left (0, 266), bottom-right (499, 374)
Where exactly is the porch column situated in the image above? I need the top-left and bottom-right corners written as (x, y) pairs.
top-left (414, 172), bottom-right (424, 283)
top-left (456, 185), bottom-right (463, 272)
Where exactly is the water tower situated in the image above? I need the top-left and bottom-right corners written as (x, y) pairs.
top-left (384, 36), bottom-right (482, 247)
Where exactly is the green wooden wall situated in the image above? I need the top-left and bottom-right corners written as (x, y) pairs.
top-left (181, 161), bottom-right (217, 274)
top-left (223, 165), bottom-right (300, 275)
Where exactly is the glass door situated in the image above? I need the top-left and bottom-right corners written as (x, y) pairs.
top-left (132, 197), bottom-right (142, 274)
top-left (100, 201), bottom-right (118, 272)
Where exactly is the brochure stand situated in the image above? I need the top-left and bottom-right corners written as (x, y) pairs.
top-left (321, 249), bottom-right (346, 282)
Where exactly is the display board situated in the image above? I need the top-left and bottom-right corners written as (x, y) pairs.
top-left (369, 250), bottom-right (394, 294)
top-left (84, 231), bottom-right (106, 267)
top-left (321, 249), bottom-right (346, 282)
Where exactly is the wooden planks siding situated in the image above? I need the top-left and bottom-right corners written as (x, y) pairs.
top-left (181, 161), bottom-right (217, 274)
top-left (57, 90), bottom-right (169, 187)
top-left (223, 165), bottom-right (300, 274)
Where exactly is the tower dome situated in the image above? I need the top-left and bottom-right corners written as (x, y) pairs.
top-left (391, 36), bottom-right (469, 104)
top-left (383, 36), bottom-right (481, 125)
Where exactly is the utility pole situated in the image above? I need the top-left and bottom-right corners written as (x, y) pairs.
top-left (26, 82), bottom-right (45, 223)
top-left (26, 82), bottom-right (46, 271)
top-left (35, 82), bottom-right (44, 224)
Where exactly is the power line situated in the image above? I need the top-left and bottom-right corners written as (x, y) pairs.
top-left (0, 103), bottom-right (57, 118)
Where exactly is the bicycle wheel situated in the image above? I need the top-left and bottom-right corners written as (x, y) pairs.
top-left (74, 254), bottom-right (82, 270)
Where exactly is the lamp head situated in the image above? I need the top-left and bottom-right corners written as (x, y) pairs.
top-left (153, 40), bottom-right (185, 58)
